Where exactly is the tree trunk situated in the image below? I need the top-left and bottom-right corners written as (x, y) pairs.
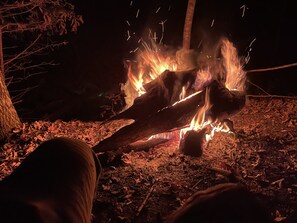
top-left (176, 0), bottom-right (197, 71)
top-left (0, 27), bottom-right (4, 75)
top-left (0, 69), bottom-right (21, 141)
top-left (183, 0), bottom-right (196, 50)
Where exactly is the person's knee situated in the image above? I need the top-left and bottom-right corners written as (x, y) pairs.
top-left (0, 137), bottom-right (101, 223)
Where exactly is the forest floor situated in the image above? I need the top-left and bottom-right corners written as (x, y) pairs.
top-left (0, 97), bottom-right (297, 223)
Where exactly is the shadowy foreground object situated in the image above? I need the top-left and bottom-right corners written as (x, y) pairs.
top-left (165, 183), bottom-right (272, 223)
top-left (0, 137), bottom-right (101, 223)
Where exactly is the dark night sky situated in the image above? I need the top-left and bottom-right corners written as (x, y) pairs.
top-left (20, 0), bottom-right (297, 120)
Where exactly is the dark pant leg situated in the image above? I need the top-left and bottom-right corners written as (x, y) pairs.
top-left (0, 137), bottom-right (101, 223)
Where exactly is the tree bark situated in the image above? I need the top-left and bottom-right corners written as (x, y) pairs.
top-left (183, 0), bottom-right (196, 50)
top-left (176, 0), bottom-right (197, 71)
top-left (0, 27), bottom-right (4, 76)
top-left (0, 69), bottom-right (21, 140)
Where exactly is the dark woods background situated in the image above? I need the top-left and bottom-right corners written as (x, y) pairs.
top-left (10, 0), bottom-right (297, 121)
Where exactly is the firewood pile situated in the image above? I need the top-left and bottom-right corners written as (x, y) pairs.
top-left (93, 72), bottom-right (245, 154)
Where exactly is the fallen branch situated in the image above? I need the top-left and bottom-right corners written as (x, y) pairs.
top-left (246, 62), bottom-right (297, 73)
top-left (247, 95), bottom-right (297, 99)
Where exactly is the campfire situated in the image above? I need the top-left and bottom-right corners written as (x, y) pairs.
top-left (93, 38), bottom-right (246, 155)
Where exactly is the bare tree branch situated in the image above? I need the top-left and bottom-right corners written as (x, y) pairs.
top-left (4, 34), bottom-right (41, 66)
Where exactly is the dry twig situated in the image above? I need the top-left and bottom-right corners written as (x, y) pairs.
top-left (136, 180), bottom-right (157, 216)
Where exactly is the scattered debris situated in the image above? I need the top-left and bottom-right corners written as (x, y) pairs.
top-left (0, 97), bottom-right (296, 223)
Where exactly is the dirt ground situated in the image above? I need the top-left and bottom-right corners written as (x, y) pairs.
top-left (1, 97), bottom-right (297, 223)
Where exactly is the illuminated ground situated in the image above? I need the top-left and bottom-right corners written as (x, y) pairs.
top-left (1, 97), bottom-right (296, 223)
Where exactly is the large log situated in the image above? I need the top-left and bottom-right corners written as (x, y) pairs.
top-left (108, 69), bottom-right (197, 121)
top-left (93, 80), bottom-right (245, 153)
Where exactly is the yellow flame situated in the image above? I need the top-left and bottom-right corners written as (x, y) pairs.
top-left (138, 49), bottom-right (177, 81)
top-left (180, 39), bottom-right (245, 143)
top-left (127, 65), bottom-right (146, 96)
top-left (179, 86), bottom-right (187, 100)
top-left (221, 39), bottom-right (246, 92)
top-left (189, 87), bottom-right (212, 131)
top-left (124, 40), bottom-right (177, 107)
top-left (205, 121), bottom-right (231, 142)
top-left (180, 87), bottom-right (212, 138)
top-left (193, 68), bottom-right (213, 91)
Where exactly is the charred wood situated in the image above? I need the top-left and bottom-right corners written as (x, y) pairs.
top-left (93, 80), bottom-right (245, 153)
top-left (179, 129), bottom-right (207, 157)
top-left (109, 69), bottom-right (197, 121)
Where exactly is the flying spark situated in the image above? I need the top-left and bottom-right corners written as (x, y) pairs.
top-left (240, 5), bottom-right (248, 17)
top-left (126, 30), bottom-right (131, 40)
top-left (159, 20), bottom-right (167, 43)
top-left (197, 40), bottom-right (202, 49)
top-left (152, 32), bottom-right (158, 42)
top-left (136, 9), bottom-right (140, 18)
top-left (211, 19), bottom-right (215, 27)
top-left (244, 38), bottom-right (256, 64)
top-left (155, 7), bottom-right (161, 14)
top-left (129, 47), bottom-right (139, 54)
top-left (249, 38), bottom-right (257, 47)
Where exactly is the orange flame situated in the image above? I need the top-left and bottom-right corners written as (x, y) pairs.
top-left (127, 65), bottom-right (146, 96)
top-left (205, 121), bottom-right (231, 142)
top-left (122, 37), bottom-right (245, 145)
top-left (180, 38), bottom-right (246, 143)
top-left (180, 87), bottom-right (212, 139)
top-left (192, 68), bottom-right (213, 91)
top-left (138, 46), bottom-right (177, 80)
top-left (221, 38), bottom-right (246, 92)
top-left (122, 39), bottom-right (177, 107)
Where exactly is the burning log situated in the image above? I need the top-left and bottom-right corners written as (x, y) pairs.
top-left (93, 80), bottom-right (245, 153)
top-left (108, 69), bottom-right (197, 121)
